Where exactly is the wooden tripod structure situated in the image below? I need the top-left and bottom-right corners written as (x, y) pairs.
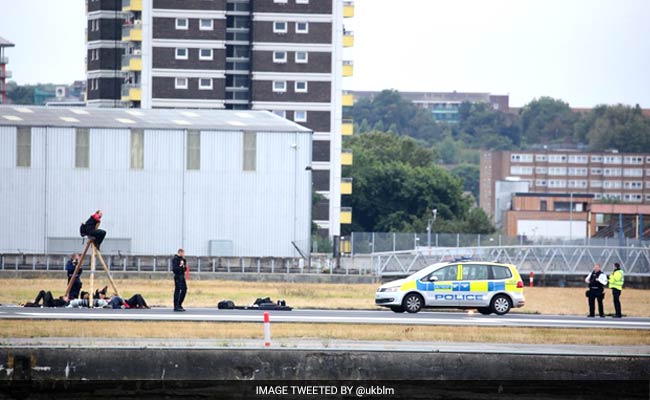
top-left (64, 240), bottom-right (121, 308)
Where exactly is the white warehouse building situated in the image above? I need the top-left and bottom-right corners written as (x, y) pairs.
top-left (0, 106), bottom-right (312, 258)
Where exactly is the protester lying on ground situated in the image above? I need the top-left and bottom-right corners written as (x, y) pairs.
top-left (67, 290), bottom-right (109, 308)
top-left (107, 294), bottom-right (150, 309)
top-left (23, 290), bottom-right (69, 308)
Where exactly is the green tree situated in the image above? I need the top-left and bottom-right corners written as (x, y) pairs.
top-left (576, 105), bottom-right (650, 152)
top-left (438, 136), bottom-right (459, 164)
top-left (519, 97), bottom-right (577, 145)
top-left (6, 82), bottom-right (36, 105)
top-left (451, 163), bottom-right (480, 199)
top-left (342, 132), bottom-right (470, 234)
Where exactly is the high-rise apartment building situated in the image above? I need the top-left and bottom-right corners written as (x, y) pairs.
top-left (85, 0), bottom-right (354, 237)
top-left (0, 37), bottom-right (15, 105)
top-left (481, 150), bottom-right (650, 218)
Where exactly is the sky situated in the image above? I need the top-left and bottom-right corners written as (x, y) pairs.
top-left (1, 0), bottom-right (649, 107)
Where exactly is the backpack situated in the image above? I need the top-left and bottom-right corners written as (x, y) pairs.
top-left (218, 300), bottom-right (236, 310)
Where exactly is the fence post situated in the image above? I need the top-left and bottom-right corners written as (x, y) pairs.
top-left (124, 257), bottom-right (127, 272)
top-left (137, 258), bottom-right (141, 272)
top-left (153, 257), bottom-right (157, 272)
top-left (212, 259), bottom-right (216, 273)
top-left (371, 232), bottom-right (375, 254)
top-left (478, 234), bottom-right (481, 247)
top-left (241, 258), bottom-right (245, 273)
top-left (499, 235), bottom-right (502, 246)
top-left (46, 256), bottom-right (50, 271)
top-left (257, 258), bottom-right (261, 273)
top-left (271, 259), bottom-right (275, 274)
top-left (456, 234), bottom-right (460, 248)
top-left (435, 234), bottom-right (439, 248)
top-left (393, 233), bottom-right (396, 252)
top-left (351, 233), bottom-right (355, 257)
top-left (32, 257), bottom-right (36, 270)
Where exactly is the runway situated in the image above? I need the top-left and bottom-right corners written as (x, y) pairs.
top-left (1, 306), bottom-right (649, 330)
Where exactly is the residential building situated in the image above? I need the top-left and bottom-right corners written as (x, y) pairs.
top-left (351, 91), bottom-right (510, 123)
top-left (481, 150), bottom-right (650, 218)
top-left (0, 106), bottom-right (311, 257)
top-left (0, 37), bottom-right (14, 105)
top-left (85, 0), bottom-right (354, 237)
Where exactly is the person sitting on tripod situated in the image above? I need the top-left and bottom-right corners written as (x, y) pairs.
top-left (82, 210), bottom-right (106, 250)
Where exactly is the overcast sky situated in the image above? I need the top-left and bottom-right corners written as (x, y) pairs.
top-left (1, 0), bottom-right (649, 107)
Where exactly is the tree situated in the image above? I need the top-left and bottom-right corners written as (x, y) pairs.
top-left (577, 105), bottom-right (650, 152)
top-left (342, 132), bottom-right (470, 234)
top-left (451, 163), bottom-right (480, 200)
top-left (6, 82), bottom-right (35, 105)
top-left (438, 136), bottom-right (459, 164)
top-left (519, 97), bottom-right (577, 145)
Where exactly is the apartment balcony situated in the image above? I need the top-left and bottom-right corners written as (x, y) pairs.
top-left (0, 56), bottom-right (8, 65)
top-left (0, 70), bottom-right (12, 79)
top-left (341, 178), bottom-right (353, 195)
top-left (343, 30), bottom-right (354, 47)
top-left (341, 207), bottom-right (353, 224)
top-left (342, 91), bottom-right (354, 107)
top-left (342, 60), bottom-right (354, 77)
top-left (122, 0), bottom-right (142, 11)
top-left (122, 22), bottom-right (143, 42)
top-left (122, 53), bottom-right (142, 72)
top-left (343, 1), bottom-right (355, 17)
top-left (342, 149), bottom-right (353, 166)
top-left (342, 119), bottom-right (354, 136)
top-left (121, 84), bottom-right (142, 102)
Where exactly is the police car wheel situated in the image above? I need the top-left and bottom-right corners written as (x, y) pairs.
top-left (390, 306), bottom-right (405, 313)
top-left (477, 307), bottom-right (492, 315)
top-left (491, 295), bottom-right (511, 315)
top-left (402, 293), bottom-right (424, 313)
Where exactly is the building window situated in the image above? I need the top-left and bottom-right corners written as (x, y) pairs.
top-left (175, 48), bottom-right (188, 60)
top-left (548, 180), bottom-right (567, 188)
top-left (273, 21), bottom-right (288, 33)
top-left (568, 167), bottom-right (588, 176)
top-left (199, 78), bottom-right (213, 90)
top-left (568, 155), bottom-right (588, 164)
top-left (548, 167), bottom-right (567, 176)
top-left (535, 154), bottom-right (548, 162)
top-left (540, 200), bottom-right (547, 211)
top-left (199, 48), bottom-right (213, 60)
top-left (130, 129), bottom-right (144, 170)
top-left (294, 111), bottom-right (307, 122)
top-left (296, 0), bottom-right (309, 3)
top-left (568, 180), bottom-right (588, 188)
top-left (295, 51), bottom-right (308, 63)
top-left (272, 110), bottom-right (286, 118)
top-left (175, 77), bottom-right (188, 89)
top-left (604, 156), bottom-right (622, 164)
top-left (272, 81), bottom-right (287, 93)
top-left (295, 81), bottom-right (308, 93)
top-left (590, 180), bottom-right (603, 188)
top-left (273, 51), bottom-right (287, 63)
top-left (623, 156), bottom-right (643, 165)
top-left (623, 181), bottom-right (643, 190)
top-left (273, 0), bottom-right (288, 3)
top-left (535, 167), bottom-right (548, 174)
top-left (243, 132), bottom-right (256, 172)
top-left (511, 154), bottom-right (533, 163)
top-left (604, 168), bottom-right (622, 177)
top-left (623, 168), bottom-right (643, 177)
top-left (187, 130), bottom-right (200, 170)
top-left (199, 18), bottom-right (213, 31)
top-left (624, 194), bottom-right (643, 203)
top-left (75, 128), bottom-right (90, 168)
top-left (548, 154), bottom-right (567, 163)
top-left (603, 181), bottom-right (622, 189)
top-left (591, 155), bottom-right (603, 163)
top-left (590, 168), bottom-right (603, 175)
top-left (16, 127), bottom-right (31, 167)
top-left (295, 22), bottom-right (309, 33)
top-left (535, 180), bottom-right (547, 187)
top-left (175, 18), bottom-right (189, 30)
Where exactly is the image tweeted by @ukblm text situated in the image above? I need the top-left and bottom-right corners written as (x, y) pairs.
top-left (255, 384), bottom-right (395, 397)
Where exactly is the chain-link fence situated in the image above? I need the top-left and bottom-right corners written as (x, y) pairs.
top-left (347, 232), bottom-right (650, 256)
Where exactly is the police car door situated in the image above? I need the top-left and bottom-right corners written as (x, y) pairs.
top-left (459, 264), bottom-right (490, 306)
top-left (425, 264), bottom-right (460, 307)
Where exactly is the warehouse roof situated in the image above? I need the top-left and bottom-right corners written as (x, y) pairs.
top-left (0, 106), bottom-right (312, 132)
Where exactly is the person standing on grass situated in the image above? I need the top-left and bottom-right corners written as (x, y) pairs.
top-left (65, 253), bottom-right (82, 299)
top-left (172, 248), bottom-right (187, 312)
top-left (585, 264), bottom-right (607, 318)
top-left (608, 263), bottom-right (624, 318)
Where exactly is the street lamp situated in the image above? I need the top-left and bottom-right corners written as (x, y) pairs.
top-left (427, 209), bottom-right (438, 253)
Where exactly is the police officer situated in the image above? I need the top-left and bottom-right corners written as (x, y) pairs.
top-left (172, 248), bottom-right (187, 312)
top-left (65, 253), bottom-right (82, 299)
top-left (609, 263), bottom-right (624, 318)
top-left (585, 263), bottom-right (607, 318)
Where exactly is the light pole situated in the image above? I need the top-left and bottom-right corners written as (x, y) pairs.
top-left (427, 209), bottom-right (438, 254)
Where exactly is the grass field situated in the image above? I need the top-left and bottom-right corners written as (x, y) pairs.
top-left (1, 320), bottom-right (648, 346)
top-left (1, 279), bottom-right (649, 317)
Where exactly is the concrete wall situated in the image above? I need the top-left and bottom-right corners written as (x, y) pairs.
top-left (2, 348), bottom-right (648, 381)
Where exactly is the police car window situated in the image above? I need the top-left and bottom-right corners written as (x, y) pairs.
top-left (462, 265), bottom-right (488, 280)
top-left (435, 265), bottom-right (458, 281)
top-left (491, 266), bottom-right (512, 280)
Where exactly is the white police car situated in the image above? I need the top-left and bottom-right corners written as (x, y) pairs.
top-left (375, 261), bottom-right (525, 315)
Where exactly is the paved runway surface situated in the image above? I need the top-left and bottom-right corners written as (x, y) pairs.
top-left (1, 306), bottom-right (649, 330)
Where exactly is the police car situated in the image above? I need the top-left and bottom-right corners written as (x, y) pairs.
top-left (375, 261), bottom-right (525, 315)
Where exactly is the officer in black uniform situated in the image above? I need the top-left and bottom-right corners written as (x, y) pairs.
top-left (172, 248), bottom-right (187, 312)
top-left (65, 253), bottom-right (82, 299)
top-left (585, 264), bottom-right (606, 318)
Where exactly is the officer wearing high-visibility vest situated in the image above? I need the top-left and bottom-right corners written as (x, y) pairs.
top-left (609, 263), bottom-right (624, 318)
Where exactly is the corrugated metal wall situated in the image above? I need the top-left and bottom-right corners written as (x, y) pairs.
top-left (0, 126), bottom-right (311, 257)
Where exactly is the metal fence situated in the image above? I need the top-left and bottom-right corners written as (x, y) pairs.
top-left (371, 245), bottom-right (650, 277)
top-left (347, 232), bottom-right (650, 256)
